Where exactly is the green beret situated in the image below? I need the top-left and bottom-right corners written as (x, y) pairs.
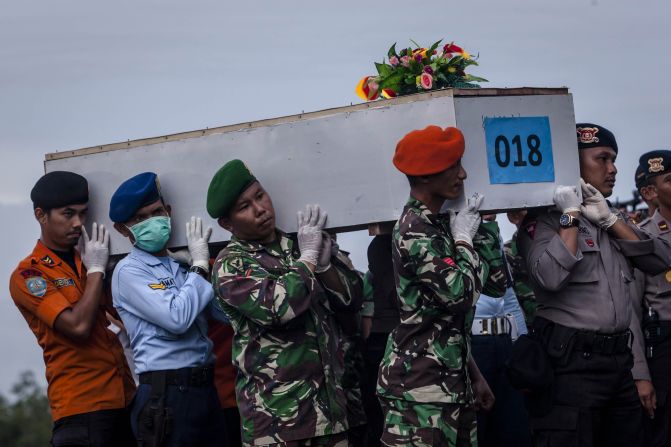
top-left (206, 159), bottom-right (257, 218)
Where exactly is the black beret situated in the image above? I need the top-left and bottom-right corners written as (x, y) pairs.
top-left (576, 123), bottom-right (618, 154)
top-left (31, 171), bottom-right (88, 210)
top-left (109, 172), bottom-right (162, 223)
top-left (639, 150), bottom-right (671, 181)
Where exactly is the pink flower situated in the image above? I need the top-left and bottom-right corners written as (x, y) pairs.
top-left (400, 55), bottom-right (410, 67)
top-left (423, 66), bottom-right (434, 75)
top-left (389, 56), bottom-right (399, 66)
top-left (420, 72), bottom-right (433, 90)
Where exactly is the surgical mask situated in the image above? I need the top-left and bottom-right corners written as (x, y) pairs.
top-left (127, 216), bottom-right (171, 253)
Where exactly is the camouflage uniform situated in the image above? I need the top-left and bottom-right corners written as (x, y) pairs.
top-left (212, 232), bottom-right (362, 446)
top-left (503, 231), bottom-right (537, 324)
top-left (377, 197), bottom-right (507, 446)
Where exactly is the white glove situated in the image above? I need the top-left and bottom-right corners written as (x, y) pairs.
top-left (81, 222), bottom-right (110, 276)
top-left (553, 185), bottom-right (581, 213)
top-left (316, 232), bottom-right (333, 273)
top-left (167, 249), bottom-right (192, 266)
top-left (186, 216), bottom-right (212, 270)
top-left (580, 178), bottom-right (618, 229)
top-left (297, 204), bottom-right (327, 266)
top-left (448, 193), bottom-right (484, 246)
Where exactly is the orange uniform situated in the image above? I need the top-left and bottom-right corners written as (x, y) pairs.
top-left (9, 240), bottom-right (135, 421)
top-left (208, 319), bottom-right (237, 409)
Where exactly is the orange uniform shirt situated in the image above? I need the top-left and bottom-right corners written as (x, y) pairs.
top-left (208, 319), bottom-right (237, 409)
top-left (9, 240), bottom-right (136, 421)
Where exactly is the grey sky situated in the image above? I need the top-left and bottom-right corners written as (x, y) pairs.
top-left (1, 0), bottom-right (669, 395)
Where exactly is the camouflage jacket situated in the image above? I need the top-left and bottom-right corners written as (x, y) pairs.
top-left (504, 232), bottom-right (537, 324)
top-left (378, 197), bottom-right (507, 405)
top-left (212, 232), bottom-right (362, 445)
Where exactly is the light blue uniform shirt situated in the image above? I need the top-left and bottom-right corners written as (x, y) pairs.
top-left (475, 287), bottom-right (528, 336)
top-left (112, 248), bottom-right (225, 375)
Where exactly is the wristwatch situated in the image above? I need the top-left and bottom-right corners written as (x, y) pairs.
top-left (189, 265), bottom-right (209, 279)
top-left (559, 213), bottom-right (580, 228)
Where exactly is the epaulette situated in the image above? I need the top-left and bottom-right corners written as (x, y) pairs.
top-left (638, 216), bottom-right (653, 230)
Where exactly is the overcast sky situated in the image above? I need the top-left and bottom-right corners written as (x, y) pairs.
top-left (1, 0), bottom-right (669, 396)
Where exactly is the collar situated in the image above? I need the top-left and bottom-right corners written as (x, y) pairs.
top-left (31, 240), bottom-right (65, 267)
top-left (228, 231), bottom-right (294, 258)
top-left (128, 247), bottom-right (177, 268)
top-left (652, 209), bottom-right (671, 234)
top-left (405, 196), bottom-right (448, 225)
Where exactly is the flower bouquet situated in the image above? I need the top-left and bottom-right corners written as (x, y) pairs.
top-left (355, 39), bottom-right (487, 101)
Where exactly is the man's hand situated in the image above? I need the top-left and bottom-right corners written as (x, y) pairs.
top-left (553, 185), bottom-right (581, 214)
top-left (316, 232), bottom-right (332, 273)
top-left (81, 222), bottom-right (110, 276)
top-left (448, 193), bottom-right (484, 246)
top-left (580, 179), bottom-right (618, 229)
top-left (473, 376), bottom-right (495, 412)
top-left (297, 205), bottom-right (327, 268)
top-left (636, 379), bottom-right (657, 419)
top-left (186, 217), bottom-right (212, 271)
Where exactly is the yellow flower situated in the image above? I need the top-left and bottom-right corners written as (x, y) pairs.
top-left (415, 75), bottom-right (421, 87)
top-left (460, 50), bottom-right (471, 60)
top-left (448, 67), bottom-right (456, 73)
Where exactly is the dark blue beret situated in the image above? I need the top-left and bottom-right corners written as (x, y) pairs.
top-left (576, 123), bottom-right (618, 154)
top-left (639, 150), bottom-right (671, 181)
top-left (635, 163), bottom-right (648, 190)
top-left (31, 171), bottom-right (88, 210)
top-left (109, 172), bottom-right (162, 223)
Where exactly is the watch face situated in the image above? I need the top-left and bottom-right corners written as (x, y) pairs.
top-left (559, 214), bottom-right (570, 226)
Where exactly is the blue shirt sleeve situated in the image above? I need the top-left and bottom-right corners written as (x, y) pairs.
top-left (502, 286), bottom-right (527, 335)
top-left (114, 264), bottom-right (215, 334)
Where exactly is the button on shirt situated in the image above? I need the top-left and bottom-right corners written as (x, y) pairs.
top-left (112, 248), bottom-right (220, 374)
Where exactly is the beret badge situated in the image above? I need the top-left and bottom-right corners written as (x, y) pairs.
top-left (648, 157), bottom-right (665, 174)
top-left (577, 127), bottom-right (600, 144)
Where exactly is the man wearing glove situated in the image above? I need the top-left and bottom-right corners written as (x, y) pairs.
top-left (9, 171), bottom-right (136, 447)
top-left (206, 159), bottom-right (363, 446)
top-left (517, 124), bottom-right (671, 447)
top-left (378, 126), bottom-right (507, 447)
top-left (109, 172), bottom-right (227, 447)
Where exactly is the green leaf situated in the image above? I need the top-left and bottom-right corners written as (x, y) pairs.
top-left (464, 74), bottom-right (488, 83)
top-left (388, 43), bottom-right (398, 59)
top-left (375, 62), bottom-right (392, 77)
top-left (409, 38), bottom-right (421, 49)
top-left (427, 39), bottom-right (442, 56)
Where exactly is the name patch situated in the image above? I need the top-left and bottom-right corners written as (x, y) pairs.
top-left (53, 278), bottom-right (75, 289)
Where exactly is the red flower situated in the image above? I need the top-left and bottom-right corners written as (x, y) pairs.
top-left (443, 43), bottom-right (463, 54)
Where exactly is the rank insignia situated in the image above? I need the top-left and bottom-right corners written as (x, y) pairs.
top-left (658, 220), bottom-right (669, 231)
top-left (53, 278), bottom-right (75, 289)
top-left (666, 271), bottom-right (671, 283)
top-left (585, 239), bottom-right (595, 247)
top-left (442, 257), bottom-right (457, 267)
top-left (524, 221), bottom-right (536, 239)
top-left (577, 127), bottom-right (600, 144)
top-left (40, 255), bottom-right (55, 265)
top-left (25, 277), bottom-right (47, 297)
top-left (148, 283), bottom-right (167, 290)
top-left (649, 157), bottom-right (665, 174)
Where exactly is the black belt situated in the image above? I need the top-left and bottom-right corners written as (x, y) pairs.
top-left (534, 317), bottom-right (631, 356)
top-left (139, 365), bottom-right (214, 387)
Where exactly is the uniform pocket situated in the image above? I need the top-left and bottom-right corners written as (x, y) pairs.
top-left (568, 264), bottom-right (600, 283)
top-left (531, 405), bottom-right (579, 447)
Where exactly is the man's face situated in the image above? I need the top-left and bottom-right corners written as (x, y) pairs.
top-left (427, 159), bottom-right (468, 200)
top-left (36, 203), bottom-right (87, 250)
top-left (579, 146), bottom-right (617, 197)
top-left (220, 182), bottom-right (276, 243)
top-left (114, 199), bottom-right (171, 243)
top-left (649, 173), bottom-right (671, 212)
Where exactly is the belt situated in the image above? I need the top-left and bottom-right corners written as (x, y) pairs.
top-left (472, 316), bottom-right (511, 336)
top-left (139, 365), bottom-right (214, 387)
top-left (533, 317), bottom-right (631, 356)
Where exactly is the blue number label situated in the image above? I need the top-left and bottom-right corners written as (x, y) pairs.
top-left (484, 116), bottom-right (555, 184)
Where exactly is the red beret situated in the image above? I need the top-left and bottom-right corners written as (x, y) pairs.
top-left (393, 126), bottom-right (465, 175)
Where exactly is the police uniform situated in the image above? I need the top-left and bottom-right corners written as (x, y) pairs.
top-left (630, 150), bottom-right (671, 446)
top-left (207, 160), bottom-right (363, 447)
top-left (9, 171), bottom-right (136, 447)
top-left (517, 125), bottom-right (671, 446)
top-left (378, 126), bottom-right (507, 447)
top-left (109, 172), bottom-right (227, 447)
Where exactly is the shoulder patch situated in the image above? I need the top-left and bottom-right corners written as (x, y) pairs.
top-left (40, 255), bottom-right (55, 266)
top-left (25, 277), bottom-right (48, 297)
top-left (20, 269), bottom-right (43, 279)
top-left (524, 221), bottom-right (537, 240)
top-left (53, 278), bottom-right (75, 289)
